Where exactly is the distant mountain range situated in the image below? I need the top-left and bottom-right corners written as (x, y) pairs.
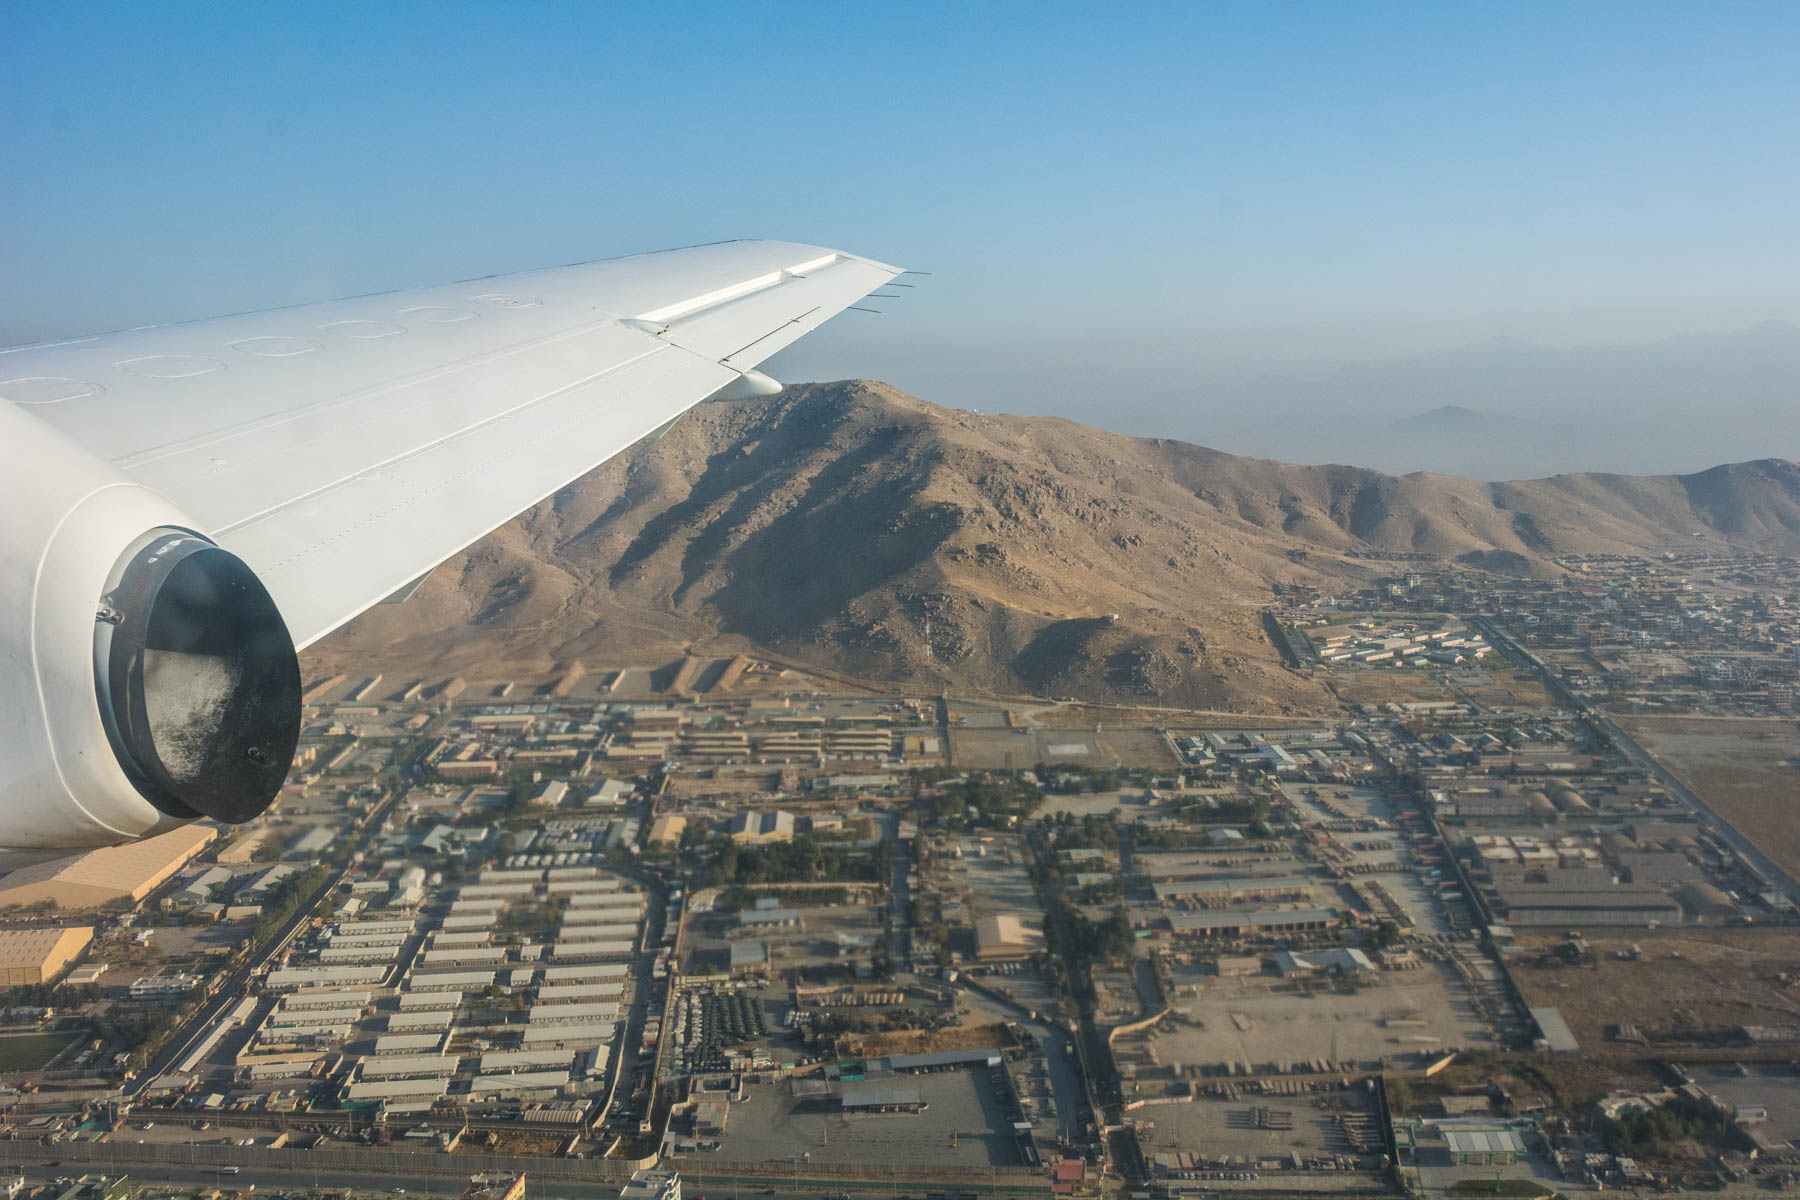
top-left (304, 381), bottom-right (1800, 711)
top-left (1222, 404), bottom-right (1604, 482)
top-left (1205, 320), bottom-right (1800, 478)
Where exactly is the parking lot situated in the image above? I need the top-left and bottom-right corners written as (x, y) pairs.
top-left (1147, 966), bottom-right (1493, 1074)
top-left (954, 989), bottom-right (1087, 1142)
top-left (703, 1068), bottom-right (1030, 1169)
top-left (949, 724), bottom-right (1175, 771)
top-left (1135, 1084), bottom-right (1388, 1177)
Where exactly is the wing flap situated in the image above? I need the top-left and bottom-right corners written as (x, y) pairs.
top-left (643, 254), bottom-right (898, 368)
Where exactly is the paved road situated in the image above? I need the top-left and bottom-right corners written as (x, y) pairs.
top-left (598, 872), bottom-right (667, 1130)
top-left (951, 981), bottom-right (1085, 1145)
top-left (885, 812), bottom-right (912, 970)
top-left (3, 1155), bottom-right (1045, 1200)
top-left (9, 1159), bottom-right (635, 1200)
top-left (1019, 829), bottom-right (1126, 1171)
top-left (1018, 1016), bottom-right (1084, 1144)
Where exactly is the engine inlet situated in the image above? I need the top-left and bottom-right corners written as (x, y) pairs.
top-left (95, 529), bottom-right (301, 822)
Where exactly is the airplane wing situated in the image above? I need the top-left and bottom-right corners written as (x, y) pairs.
top-left (0, 240), bottom-right (900, 847)
top-left (6, 239), bottom-right (901, 648)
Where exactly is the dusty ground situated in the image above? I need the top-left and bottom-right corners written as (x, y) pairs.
top-left (1324, 672), bottom-right (1462, 708)
top-left (1621, 714), bottom-right (1800, 878)
top-left (1324, 666), bottom-right (1553, 713)
top-left (949, 723), bottom-right (1177, 770)
top-left (1451, 667), bottom-right (1554, 710)
top-left (1143, 963), bottom-right (1494, 1075)
top-left (455, 1130), bottom-right (571, 1157)
top-left (1507, 929), bottom-right (1800, 1057)
top-left (1034, 704), bottom-right (1323, 729)
top-left (837, 1022), bottom-right (1014, 1058)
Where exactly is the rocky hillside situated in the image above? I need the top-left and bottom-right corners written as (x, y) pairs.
top-left (302, 381), bottom-right (1800, 710)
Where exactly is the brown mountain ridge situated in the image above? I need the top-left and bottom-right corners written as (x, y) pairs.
top-left (302, 380), bottom-right (1800, 711)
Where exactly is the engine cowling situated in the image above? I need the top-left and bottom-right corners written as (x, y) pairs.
top-left (0, 402), bottom-right (300, 848)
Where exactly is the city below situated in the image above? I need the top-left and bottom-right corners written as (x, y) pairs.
top-left (0, 550), bottom-right (1796, 1200)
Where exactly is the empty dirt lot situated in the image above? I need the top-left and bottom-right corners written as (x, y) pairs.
top-left (1507, 929), bottom-right (1800, 1056)
top-left (949, 723), bottom-right (1176, 770)
top-left (1621, 714), bottom-right (1800, 879)
top-left (1323, 666), bottom-right (1552, 712)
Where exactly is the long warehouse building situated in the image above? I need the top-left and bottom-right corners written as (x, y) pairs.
top-left (0, 927), bottom-right (94, 986)
top-left (0, 826), bottom-right (215, 912)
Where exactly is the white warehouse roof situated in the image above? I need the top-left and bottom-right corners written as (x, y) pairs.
top-left (359, 1055), bottom-right (455, 1079)
top-left (521, 1021), bottom-right (616, 1044)
top-left (344, 1077), bottom-right (449, 1101)
top-left (469, 1069), bottom-right (570, 1092)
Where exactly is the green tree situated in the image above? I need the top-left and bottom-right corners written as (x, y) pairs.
top-left (1094, 908), bottom-right (1136, 962)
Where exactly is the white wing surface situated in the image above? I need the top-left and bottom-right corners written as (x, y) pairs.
top-left (4, 240), bottom-right (900, 648)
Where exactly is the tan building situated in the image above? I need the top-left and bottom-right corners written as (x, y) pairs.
top-left (974, 913), bottom-right (1040, 960)
top-left (727, 810), bottom-right (795, 845)
top-left (0, 824), bottom-right (217, 912)
top-left (0, 926), bottom-right (94, 985)
top-left (437, 758), bottom-right (501, 779)
top-left (646, 815), bottom-right (687, 849)
top-left (215, 826), bottom-right (276, 864)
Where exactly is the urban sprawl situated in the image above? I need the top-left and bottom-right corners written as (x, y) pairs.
top-left (2, 551), bottom-right (1798, 1200)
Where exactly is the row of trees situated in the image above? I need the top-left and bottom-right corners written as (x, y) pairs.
top-left (1044, 809), bottom-right (1120, 849)
top-left (1128, 794), bottom-right (1273, 847)
top-left (926, 773), bottom-right (1041, 831)
top-left (0, 982), bottom-right (101, 1009)
top-left (1040, 767), bottom-right (1127, 794)
top-left (1608, 1094), bottom-right (1734, 1160)
top-left (110, 1001), bottom-right (191, 1074)
top-left (1070, 907), bottom-right (1136, 963)
top-left (248, 865), bottom-right (333, 948)
top-left (707, 833), bottom-right (891, 888)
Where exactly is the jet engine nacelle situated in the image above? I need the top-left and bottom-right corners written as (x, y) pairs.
top-left (0, 402), bottom-right (300, 848)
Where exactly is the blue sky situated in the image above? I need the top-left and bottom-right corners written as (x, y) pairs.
top-left (5, 1), bottom-right (1799, 426)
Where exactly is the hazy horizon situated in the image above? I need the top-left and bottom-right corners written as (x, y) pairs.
top-left (768, 316), bottom-right (1800, 480)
